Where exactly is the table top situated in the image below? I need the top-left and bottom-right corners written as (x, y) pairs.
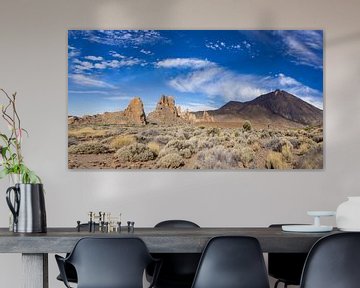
top-left (0, 227), bottom-right (339, 254)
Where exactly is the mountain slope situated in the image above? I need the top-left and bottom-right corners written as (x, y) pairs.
top-left (208, 90), bottom-right (322, 126)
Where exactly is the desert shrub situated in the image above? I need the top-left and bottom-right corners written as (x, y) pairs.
top-left (115, 143), bottom-right (156, 162)
top-left (140, 129), bottom-right (160, 137)
top-left (243, 120), bottom-right (252, 131)
top-left (68, 127), bottom-right (107, 138)
top-left (295, 144), bottom-right (323, 169)
top-left (197, 138), bottom-right (215, 150)
top-left (207, 127), bottom-right (220, 137)
top-left (156, 153), bottom-right (185, 168)
top-left (260, 130), bottom-right (270, 139)
top-left (288, 137), bottom-right (301, 149)
top-left (311, 134), bottom-right (323, 143)
top-left (68, 141), bottom-right (110, 154)
top-left (110, 135), bottom-right (136, 149)
top-left (237, 146), bottom-right (255, 168)
top-left (159, 139), bottom-right (196, 159)
top-left (154, 135), bottom-right (172, 145)
top-left (298, 142), bottom-right (311, 155)
top-left (251, 141), bottom-right (261, 152)
top-left (194, 146), bottom-right (239, 169)
top-left (68, 137), bottom-right (78, 147)
top-left (265, 152), bottom-right (287, 169)
top-left (265, 138), bottom-right (293, 153)
top-left (147, 142), bottom-right (160, 156)
top-left (281, 143), bottom-right (293, 162)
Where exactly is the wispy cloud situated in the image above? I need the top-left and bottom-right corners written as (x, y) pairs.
top-left (275, 30), bottom-right (323, 69)
top-left (69, 74), bottom-right (116, 88)
top-left (156, 58), bottom-right (215, 69)
top-left (84, 55), bottom-right (104, 61)
top-left (166, 63), bottom-right (322, 108)
top-left (178, 102), bottom-right (219, 112)
top-left (71, 30), bottom-right (165, 47)
top-left (109, 51), bottom-right (126, 59)
top-left (68, 45), bottom-right (80, 58)
top-left (72, 57), bottom-right (143, 73)
top-left (140, 49), bottom-right (152, 55)
top-left (205, 40), bottom-right (251, 51)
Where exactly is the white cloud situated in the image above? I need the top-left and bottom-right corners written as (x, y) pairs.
top-left (109, 51), bottom-right (126, 59)
top-left (275, 30), bottom-right (323, 69)
top-left (84, 55), bottom-right (104, 61)
top-left (69, 74), bottom-right (116, 88)
top-left (156, 58), bottom-right (215, 69)
top-left (74, 30), bottom-right (165, 47)
top-left (72, 57), bottom-right (142, 73)
top-left (168, 65), bottom-right (322, 108)
top-left (68, 45), bottom-right (80, 58)
top-left (205, 41), bottom-right (247, 51)
top-left (73, 60), bottom-right (94, 72)
top-left (140, 49), bottom-right (152, 55)
top-left (178, 102), bottom-right (218, 112)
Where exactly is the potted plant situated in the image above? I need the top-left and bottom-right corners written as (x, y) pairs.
top-left (0, 88), bottom-right (46, 233)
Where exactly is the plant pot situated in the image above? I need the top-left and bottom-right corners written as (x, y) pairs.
top-left (6, 183), bottom-right (47, 233)
top-left (336, 196), bottom-right (360, 231)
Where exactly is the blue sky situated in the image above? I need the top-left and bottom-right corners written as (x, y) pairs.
top-left (68, 30), bottom-right (323, 116)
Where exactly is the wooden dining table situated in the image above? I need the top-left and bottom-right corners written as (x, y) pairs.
top-left (0, 226), bottom-right (339, 288)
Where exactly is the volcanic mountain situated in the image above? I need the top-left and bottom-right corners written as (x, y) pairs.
top-left (202, 90), bottom-right (323, 127)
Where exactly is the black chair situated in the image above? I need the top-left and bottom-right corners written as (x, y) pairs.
top-left (56, 223), bottom-right (99, 284)
top-left (191, 236), bottom-right (270, 288)
top-left (147, 220), bottom-right (201, 288)
top-left (55, 237), bottom-right (160, 288)
top-left (268, 224), bottom-right (308, 288)
top-left (300, 232), bottom-right (360, 288)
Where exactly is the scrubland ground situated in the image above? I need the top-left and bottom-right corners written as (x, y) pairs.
top-left (68, 123), bottom-right (323, 169)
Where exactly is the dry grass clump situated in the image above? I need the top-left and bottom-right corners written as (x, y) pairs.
top-left (156, 153), bottom-right (185, 168)
top-left (295, 144), bottom-right (323, 169)
top-left (265, 152), bottom-right (287, 169)
top-left (115, 143), bottom-right (156, 162)
top-left (68, 141), bottom-right (110, 154)
top-left (68, 127), bottom-right (107, 138)
top-left (159, 139), bottom-right (196, 159)
top-left (281, 143), bottom-right (293, 162)
top-left (237, 146), bottom-right (255, 167)
top-left (194, 146), bottom-right (239, 169)
top-left (110, 135), bottom-right (136, 149)
top-left (147, 142), bottom-right (160, 156)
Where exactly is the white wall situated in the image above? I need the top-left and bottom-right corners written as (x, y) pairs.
top-left (1, 0), bottom-right (360, 287)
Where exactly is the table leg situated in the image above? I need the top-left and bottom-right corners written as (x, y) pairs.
top-left (22, 253), bottom-right (48, 288)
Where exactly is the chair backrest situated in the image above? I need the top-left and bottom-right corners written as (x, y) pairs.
top-left (151, 220), bottom-right (201, 286)
top-left (67, 237), bottom-right (154, 288)
top-left (301, 232), bottom-right (360, 288)
top-left (155, 220), bottom-right (200, 228)
top-left (191, 236), bottom-right (270, 288)
top-left (268, 224), bottom-right (308, 285)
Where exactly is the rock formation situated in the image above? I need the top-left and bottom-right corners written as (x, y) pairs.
top-left (147, 95), bottom-right (183, 124)
top-left (123, 97), bottom-right (147, 125)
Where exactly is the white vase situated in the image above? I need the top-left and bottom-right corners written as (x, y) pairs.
top-left (336, 197), bottom-right (360, 231)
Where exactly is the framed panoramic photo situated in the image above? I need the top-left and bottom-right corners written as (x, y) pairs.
top-left (68, 30), bottom-right (323, 169)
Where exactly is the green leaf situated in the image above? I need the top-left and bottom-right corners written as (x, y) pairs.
top-left (0, 168), bottom-right (9, 179)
